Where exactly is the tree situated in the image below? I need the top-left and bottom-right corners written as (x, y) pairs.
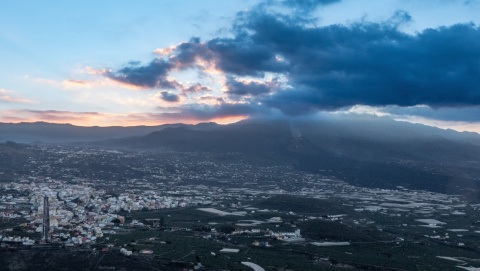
top-left (219, 224), bottom-right (235, 234)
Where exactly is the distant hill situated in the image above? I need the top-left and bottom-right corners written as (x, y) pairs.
top-left (96, 117), bottom-right (480, 162)
top-left (2, 118), bottom-right (480, 196)
top-left (0, 122), bottom-right (219, 143)
top-left (94, 117), bottom-right (480, 196)
top-left (96, 120), bottom-right (292, 153)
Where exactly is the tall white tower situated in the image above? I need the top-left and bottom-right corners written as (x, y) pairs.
top-left (42, 196), bottom-right (50, 243)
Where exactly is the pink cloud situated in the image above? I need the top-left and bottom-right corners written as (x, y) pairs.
top-left (0, 89), bottom-right (35, 104)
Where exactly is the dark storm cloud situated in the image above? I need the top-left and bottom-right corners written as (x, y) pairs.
top-left (159, 91), bottom-right (180, 102)
top-left (183, 83), bottom-right (212, 93)
top-left (103, 3), bottom-right (480, 120)
top-left (205, 37), bottom-right (287, 76)
top-left (105, 38), bottom-right (211, 90)
top-left (174, 37), bottom-right (214, 69)
top-left (226, 76), bottom-right (274, 97)
top-left (219, 11), bottom-right (480, 113)
top-left (106, 59), bottom-right (181, 89)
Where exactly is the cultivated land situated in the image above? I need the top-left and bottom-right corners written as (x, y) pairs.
top-left (2, 145), bottom-right (480, 270)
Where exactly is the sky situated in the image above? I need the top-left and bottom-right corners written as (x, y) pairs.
top-left (1, 0), bottom-right (480, 132)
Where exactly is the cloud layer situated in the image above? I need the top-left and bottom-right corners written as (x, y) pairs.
top-left (10, 1), bottom-right (475, 130)
top-left (98, 4), bottom-right (480, 122)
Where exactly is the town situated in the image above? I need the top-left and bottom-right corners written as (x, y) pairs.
top-left (2, 144), bottom-right (480, 270)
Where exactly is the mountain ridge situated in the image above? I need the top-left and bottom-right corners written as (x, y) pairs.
top-left (2, 118), bottom-right (480, 196)
top-left (0, 121), bottom-right (221, 143)
top-left (88, 117), bottom-right (480, 196)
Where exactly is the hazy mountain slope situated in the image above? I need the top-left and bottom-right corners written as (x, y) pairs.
top-left (99, 121), bottom-right (292, 153)
top-left (0, 141), bottom-right (31, 178)
top-left (0, 122), bottom-right (206, 143)
top-left (3, 118), bottom-right (480, 195)
top-left (95, 118), bottom-right (480, 195)
top-left (98, 117), bottom-right (480, 162)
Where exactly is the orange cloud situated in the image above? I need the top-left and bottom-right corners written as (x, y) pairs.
top-left (62, 79), bottom-right (91, 88)
top-left (154, 46), bottom-right (176, 56)
top-left (61, 78), bottom-right (144, 90)
top-left (195, 57), bottom-right (223, 74)
top-left (82, 66), bottom-right (111, 76)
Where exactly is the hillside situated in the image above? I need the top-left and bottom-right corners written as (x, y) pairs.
top-left (0, 122), bottom-right (192, 143)
top-left (3, 118), bottom-right (480, 196)
top-left (0, 142), bottom-right (31, 178)
top-left (94, 117), bottom-right (480, 196)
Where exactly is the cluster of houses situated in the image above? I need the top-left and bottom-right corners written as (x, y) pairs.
top-left (0, 179), bottom-right (196, 245)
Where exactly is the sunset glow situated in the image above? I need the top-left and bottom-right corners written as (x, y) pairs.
top-left (1, 1), bottom-right (479, 131)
